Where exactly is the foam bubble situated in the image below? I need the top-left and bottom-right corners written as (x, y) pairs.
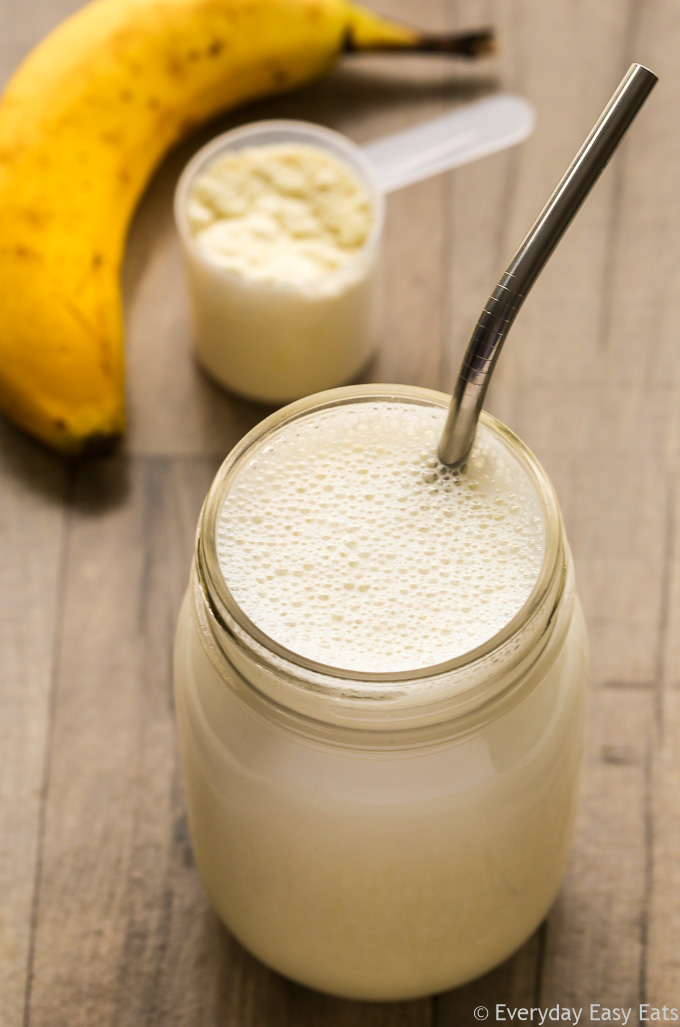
top-left (217, 402), bottom-right (546, 673)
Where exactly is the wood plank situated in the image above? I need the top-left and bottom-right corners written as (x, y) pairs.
top-left (646, 525), bottom-right (679, 1000)
top-left (539, 689), bottom-right (654, 1016)
top-left (365, 0), bottom-right (484, 393)
top-left (537, 0), bottom-right (679, 1001)
top-left (520, 0), bottom-right (679, 1009)
top-left (0, 2), bottom-right (79, 1023)
top-left (646, 461), bottom-right (680, 995)
top-left (0, 428), bottom-right (66, 1027)
top-left (24, 458), bottom-right (216, 1026)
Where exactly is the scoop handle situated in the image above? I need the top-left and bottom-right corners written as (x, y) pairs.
top-left (361, 95), bottom-right (535, 194)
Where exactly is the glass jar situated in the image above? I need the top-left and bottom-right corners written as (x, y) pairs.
top-left (173, 384), bottom-right (588, 1001)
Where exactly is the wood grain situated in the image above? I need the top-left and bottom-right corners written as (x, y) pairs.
top-left (25, 459), bottom-right (217, 1026)
top-left (0, 433), bottom-right (66, 1027)
top-left (540, 690), bottom-right (654, 1016)
top-left (1, 0), bottom-right (679, 1023)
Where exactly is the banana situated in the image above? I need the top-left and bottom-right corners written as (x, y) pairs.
top-left (0, 0), bottom-right (494, 454)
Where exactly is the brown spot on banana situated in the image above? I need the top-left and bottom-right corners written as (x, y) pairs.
top-left (14, 244), bottom-right (41, 261)
top-left (22, 209), bottom-right (51, 229)
top-left (166, 54), bottom-right (186, 78)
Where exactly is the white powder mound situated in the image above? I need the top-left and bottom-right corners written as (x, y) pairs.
top-left (187, 143), bottom-right (373, 284)
top-left (217, 402), bottom-right (546, 674)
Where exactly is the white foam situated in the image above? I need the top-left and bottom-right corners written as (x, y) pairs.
top-left (217, 401), bottom-right (546, 673)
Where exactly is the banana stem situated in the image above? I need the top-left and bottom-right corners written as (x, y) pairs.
top-left (344, 27), bottom-right (497, 59)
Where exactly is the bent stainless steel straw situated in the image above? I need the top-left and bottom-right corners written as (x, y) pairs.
top-left (438, 63), bottom-right (658, 467)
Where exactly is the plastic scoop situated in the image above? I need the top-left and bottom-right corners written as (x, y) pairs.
top-left (174, 99), bottom-right (536, 405)
top-left (361, 95), bottom-right (535, 193)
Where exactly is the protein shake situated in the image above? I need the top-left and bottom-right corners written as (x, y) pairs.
top-left (174, 385), bottom-right (587, 999)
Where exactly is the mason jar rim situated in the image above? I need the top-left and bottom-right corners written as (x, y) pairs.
top-left (193, 385), bottom-right (569, 733)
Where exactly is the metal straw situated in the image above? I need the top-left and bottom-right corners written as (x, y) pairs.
top-left (438, 63), bottom-right (658, 467)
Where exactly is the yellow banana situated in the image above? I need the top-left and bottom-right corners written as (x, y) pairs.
top-left (0, 0), bottom-right (493, 454)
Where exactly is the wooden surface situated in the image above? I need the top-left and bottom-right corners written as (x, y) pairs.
top-left (1, 1), bottom-right (679, 1024)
